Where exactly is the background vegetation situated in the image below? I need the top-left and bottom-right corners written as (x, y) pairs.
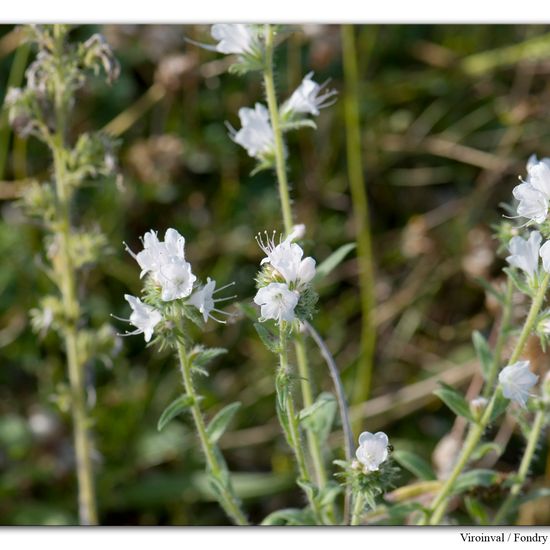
top-left (1, 24), bottom-right (549, 525)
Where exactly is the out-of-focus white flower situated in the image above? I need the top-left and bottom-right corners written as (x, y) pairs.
top-left (230, 103), bottom-right (275, 159)
top-left (540, 240), bottom-right (550, 273)
top-left (355, 431), bottom-right (389, 472)
top-left (188, 277), bottom-right (235, 323)
top-left (119, 294), bottom-right (162, 342)
top-left (282, 72), bottom-right (338, 117)
top-left (125, 228), bottom-right (197, 301)
top-left (257, 230), bottom-right (316, 290)
top-left (513, 156), bottom-right (550, 224)
top-left (211, 24), bottom-right (257, 55)
top-left (506, 231), bottom-right (542, 280)
top-left (499, 360), bottom-right (539, 407)
top-left (254, 282), bottom-right (299, 324)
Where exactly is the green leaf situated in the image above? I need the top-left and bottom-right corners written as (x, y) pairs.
top-left (192, 347), bottom-right (227, 369)
top-left (254, 322), bottom-right (280, 354)
top-left (503, 267), bottom-right (532, 297)
top-left (518, 488), bottom-right (550, 506)
top-left (261, 508), bottom-right (315, 526)
top-left (392, 449), bottom-right (436, 481)
top-left (206, 402), bottom-right (241, 444)
top-left (452, 469), bottom-right (500, 495)
top-left (434, 383), bottom-right (475, 422)
top-left (157, 395), bottom-right (195, 431)
top-left (298, 392), bottom-right (337, 444)
top-left (318, 481), bottom-right (342, 508)
top-left (464, 496), bottom-right (489, 525)
top-left (472, 276), bottom-right (504, 304)
top-left (471, 442), bottom-right (503, 461)
top-left (472, 331), bottom-right (493, 381)
top-left (314, 243), bottom-right (357, 283)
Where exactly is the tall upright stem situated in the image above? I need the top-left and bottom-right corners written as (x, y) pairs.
top-left (262, 23), bottom-right (330, 515)
top-left (341, 25), bottom-right (376, 425)
top-left (263, 24), bottom-right (293, 235)
top-left (176, 340), bottom-right (249, 525)
top-left (51, 25), bottom-right (97, 525)
top-left (422, 273), bottom-right (550, 525)
top-left (277, 327), bottom-right (324, 523)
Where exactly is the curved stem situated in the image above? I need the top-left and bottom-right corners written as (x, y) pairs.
top-left (423, 272), bottom-right (550, 525)
top-left (176, 340), bottom-right (249, 525)
top-left (493, 409), bottom-right (546, 524)
top-left (263, 23), bottom-right (293, 235)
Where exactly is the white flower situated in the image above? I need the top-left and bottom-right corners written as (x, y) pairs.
top-left (355, 431), bottom-right (389, 472)
top-left (188, 277), bottom-right (235, 323)
top-left (499, 360), bottom-right (539, 407)
top-left (231, 103), bottom-right (275, 159)
top-left (118, 294), bottom-right (162, 342)
top-left (282, 72), bottom-right (338, 117)
top-left (157, 258), bottom-right (196, 301)
top-left (211, 24), bottom-right (257, 55)
top-left (257, 230), bottom-right (316, 290)
top-left (125, 228), bottom-right (197, 302)
top-left (254, 282), bottom-right (299, 324)
top-left (540, 240), bottom-right (550, 273)
top-left (506, 231), bottom-right (542, 280)
top-left (513, 156), bottom-right (550, 223)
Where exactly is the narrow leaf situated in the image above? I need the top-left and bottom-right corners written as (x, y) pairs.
top-left (472, 331), bottom-right (493, 381)
top-left (261, 508), bottom-right (315, 526)
top-left (434, 383), bottom-right (475, 422)
top-left (298, 392), bottom-right (337, 443)
top-left (254, 322), bottom-right (280, 354)
top-left (314, 243), bottom-right (356, 282)
top-left (206, 402), bottom-right (241, 444)
top-left (393, 449), bottom-right (436, 481)
top-left (464, 496), bottom-right (489, 525)
top-left (452, 469), bottom-right (500, 495)
top-left (192, 347), bottom-right (227, 369)
top-left (157, 395), bottom-right (194, 431)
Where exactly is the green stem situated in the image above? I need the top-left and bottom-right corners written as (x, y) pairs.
top-left (423, 272), bottom-right (550, 525)
top-left (350, 492), bottom-right (366, 525)
top-left (341, 25), bottom-right (376, 423)
top-left (176, 340), bottom-right (249, 526)
top-left (263, 23), bottom-right (293, 235)
top-left (493, 409), bottom-right (546, 524)
top-left (51, 26), bottom-right (97, 525)
top-left (277, 326), bottom-right (324, 523)
top-left (262, 24), bottom-right (330, 514)
top-left (483, 276), bottom-right (514, 397)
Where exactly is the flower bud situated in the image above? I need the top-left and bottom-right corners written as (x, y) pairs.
top-left (469, 396), bottom-right (488, 420)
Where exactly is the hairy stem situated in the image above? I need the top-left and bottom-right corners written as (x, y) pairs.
top-left (277, 327), bottom-right (324, 523)
top-left (350, 492), bottom-right (366, 526)
top-left (51, 26), bottom-right (97, 526)
top-left (493, 409), bottom-right (546, 524)
top-left (423, 272), bottom-right (550, 525)
top-left (263, 23), bottom-right (293, 235)
top-left (341, 25), bottom-right (376, 425)
top-left (262, 23), bottom-right (330, 511)
top-left (483, 276), bottom-right (514, 397)
top-left (176, 340), bottom-right (249, 525)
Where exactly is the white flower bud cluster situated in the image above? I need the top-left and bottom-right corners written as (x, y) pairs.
top-left (254, 227), bottom-right (316, 325)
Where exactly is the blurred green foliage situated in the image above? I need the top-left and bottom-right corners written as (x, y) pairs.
top-left (1, 24), bottom-right (550, 525)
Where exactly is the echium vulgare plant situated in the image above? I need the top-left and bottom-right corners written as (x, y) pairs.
top-left (5, 25), bottom-right (120, 525)
top-left (410, 155), bottom-right (550, 525)
top-left (203, 23), bottom-right (397, 526)
top-left (116, 228), bottom-right (248, 525)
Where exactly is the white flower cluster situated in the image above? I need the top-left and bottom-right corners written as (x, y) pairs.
top-left (117, 229), bottom-right (232, 341)
top-left (230, 74), bottom-right (336, 161)
top-left (253, 226), bottom-right (316, 325)
top-left (505, 230), bottom-right (550, 282)
top-left (210, 24), bottom-right (259, 56)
